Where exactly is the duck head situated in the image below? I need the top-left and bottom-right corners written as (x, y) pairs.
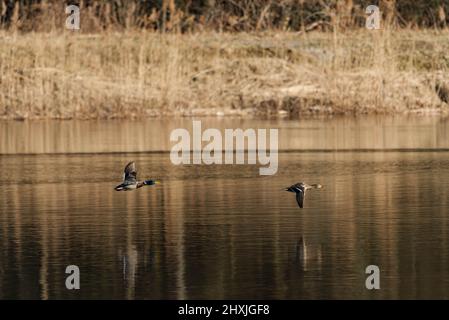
top-left (143, 180), bottom-right (161, 186)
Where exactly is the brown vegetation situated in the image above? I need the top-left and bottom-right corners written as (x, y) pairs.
top-left (1, 0), bottom-right (449, 32)
top-left (1, 1), bottom-right (449, 119)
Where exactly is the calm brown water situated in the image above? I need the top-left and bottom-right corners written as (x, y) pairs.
top-left (1, 116), bottom-right (449, 299)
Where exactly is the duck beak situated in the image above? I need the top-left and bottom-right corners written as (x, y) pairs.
top-left (155, 180), bottom-right (161, 185)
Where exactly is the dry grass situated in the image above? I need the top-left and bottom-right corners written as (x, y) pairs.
top-left (1, 28), bottom-right (449, 120)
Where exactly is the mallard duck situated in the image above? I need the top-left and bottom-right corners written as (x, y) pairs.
top-left (285, 182), bottom-right (322, 208)
top-left (114, 161), bottom-right (160, 191)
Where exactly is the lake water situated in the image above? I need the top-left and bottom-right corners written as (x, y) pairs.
top-left (1, 116), bottom-right (449, 299)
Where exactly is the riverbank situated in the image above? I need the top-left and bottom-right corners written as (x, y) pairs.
top-left (1, 29), bottom-right (449, 120)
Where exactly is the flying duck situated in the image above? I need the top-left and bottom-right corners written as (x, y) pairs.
top-left (114, 161), bottom-right (160, 191)
top-left (285, 182), bottom-right (322, 208)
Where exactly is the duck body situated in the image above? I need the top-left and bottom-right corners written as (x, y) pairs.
top-left (114, 162), bottom-right (160, 191)
top-left (285, 182), bottom-right (322, 208)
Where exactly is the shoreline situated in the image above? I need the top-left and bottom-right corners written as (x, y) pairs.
top-left (1, 103), bottom-right (447, 121)
top-left (1, 107), bottom-right (447, 121)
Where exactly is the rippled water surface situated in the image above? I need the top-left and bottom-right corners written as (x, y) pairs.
top-left (1, 116), bottom-right (449, 299)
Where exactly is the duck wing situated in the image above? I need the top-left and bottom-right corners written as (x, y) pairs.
top-left (123, 161), bottom-right (137, 183)
top-left (296, 189), bottom-right (305, 208)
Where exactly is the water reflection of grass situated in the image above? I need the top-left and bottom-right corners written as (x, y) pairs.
top-left (1, 30), bottom-right (449, 120)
